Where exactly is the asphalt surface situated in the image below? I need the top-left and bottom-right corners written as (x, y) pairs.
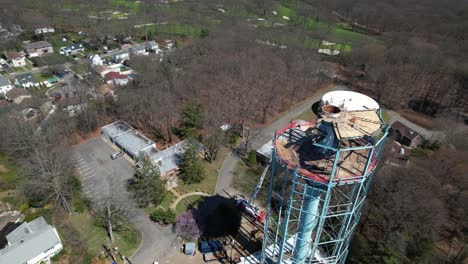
top-left (215, 85), bottom-right (345, 197)
top-left (73, 137), bottom-right (176, 264)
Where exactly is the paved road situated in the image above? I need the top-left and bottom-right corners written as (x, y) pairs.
top-left (215, 85), bottom-right (345, 197)
top-left (73, 137), bottom-right (176, 264)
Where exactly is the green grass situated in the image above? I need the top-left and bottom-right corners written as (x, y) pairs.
top-left (108, 0), bottom-right (140, 13)
top-left (381, 110), bottom-right (391, 124)
top-left (295, 108), bottom-right (316, 121)
top-left (232, 159), bottom-right (262, 196)
top-left (34, 73), bottom-right (54, 82)
top-left (176, 146), bottom-right (229, 194)
top-left (30, 53), bottom-right (71, 67)
top-left (175, 195), bottom-right (205, 216)
top-left (67, 211), bottom-right (141, 257)
top-left (143, 192), bottom-right (175, 214)
top-left (0, 153), bottom-right (21, 191)
top-left (45, 35), bottom-right (74, 50)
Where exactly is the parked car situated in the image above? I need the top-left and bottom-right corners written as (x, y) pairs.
top-left (110, 151), bottom-right (124, 160)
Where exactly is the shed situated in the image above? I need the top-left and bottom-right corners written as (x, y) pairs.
top-left (184, 242), bottom-right (196, 255)
top-left (390, 121), bottom-right (423, 148)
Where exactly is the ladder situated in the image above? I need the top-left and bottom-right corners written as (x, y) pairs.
top-left (248, 164), bottom-right (270, 205)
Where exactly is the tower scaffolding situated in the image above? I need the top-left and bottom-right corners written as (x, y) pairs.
top-left (249, 103), bottom-right (389, 264)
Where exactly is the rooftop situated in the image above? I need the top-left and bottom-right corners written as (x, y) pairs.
top-left (4, 51), bottom-right (24, 60)
top-left (24, 41), bottom-right (52, 50)
top-left (114, 129), bottom-right (155, 156)
top-left (322, 90), bottom-right (379, 111)
top-left (101, 120), bottom-right (133, 139)
top-left (0, 76), bottom-right (11, 87)
top-left (144, 140), bottom-right (189, 175)
top-left (391, 121), bottom-right (421, 140)
top-left (0, 217), bottom-right (61, 264)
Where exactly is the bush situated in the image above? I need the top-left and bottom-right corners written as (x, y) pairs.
top-left (246, 150), bottom-right (257, 167)
top-left (18, 203), bottom-right (29, 212)
top-left (150, 208), bottom-right (176, 225)
top-left (73, 194), bottom-right (91, 213)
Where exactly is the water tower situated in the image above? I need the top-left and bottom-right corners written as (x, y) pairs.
top-left (259, 91), bottom-right (389, 264)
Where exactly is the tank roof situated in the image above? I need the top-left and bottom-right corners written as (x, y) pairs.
top-left (322, 90), bottom-right (379, 111)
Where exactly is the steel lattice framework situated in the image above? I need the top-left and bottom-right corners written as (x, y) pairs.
top-left (260, 112), bottom-right (389, 264)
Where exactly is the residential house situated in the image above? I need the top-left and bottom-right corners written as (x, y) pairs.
top-left (0, 216), bottom-right (63, 264)
top-left (146, 40), bottom-right (159, 51)
top-left (104, 71), bottom-right (129, 86)
top-left (4, 51), bottom-right (26, 67)
top-left (89, 54), bottom-right (103, 67)
top-left (24, 41), bottom-right (53, 57)
top-left (81, 38), bottom-right (98, 50)
top-left (94, 65), bottom-right (111, 78)
top-left (120, 43), bottom-right (132, 51)
top-left (34, 27), bottom-right (55, 34)
top-left (59, 43), bottom-right (85, 56)
top-left (112, 51), bottom-right (129, 63)
top-left (58, 96), bottom-right (87, 115)
top-left (15, 73), bottom-right (40, 88)
top-left (390, 121), bottom-right (423, 148)
top-left (0, 76), bottom-right (13, 94)
top-left (5, 88), bottom-right (31, 104)
top-left (97, 84), bottom-right (114, 98)
top-left (129, 45), bottom-right (148, 57)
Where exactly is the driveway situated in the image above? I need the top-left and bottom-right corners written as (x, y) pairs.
top-left (215, 85), bottom-right (345, 197)
top-left (72, 137), bottom-right (176, 264)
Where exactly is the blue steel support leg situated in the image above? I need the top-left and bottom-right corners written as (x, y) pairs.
top-left (276, 167), bottom-right (299, 263)
top-left (292, 185), bottom-right (323, 264)
top-left (261, 148), bottom-right (277, 264)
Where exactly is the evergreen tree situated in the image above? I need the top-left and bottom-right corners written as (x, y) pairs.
top-left (128, 153), bottom-right (167, 207)
top-left (179, 139), bottom-right (206, 184)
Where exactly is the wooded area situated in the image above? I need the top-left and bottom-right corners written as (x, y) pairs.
top-left (0, 0), bottom-right (467, 263)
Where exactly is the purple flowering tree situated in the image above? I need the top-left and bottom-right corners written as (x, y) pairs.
top-left (175, 209), bottom-right (203, 241)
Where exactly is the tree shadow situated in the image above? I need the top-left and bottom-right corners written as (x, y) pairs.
top-left (196, 195), bottom-right (242, 238)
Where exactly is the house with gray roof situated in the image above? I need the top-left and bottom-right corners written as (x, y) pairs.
top-left (15, 72), bottom-right (40, 88)
top-left (0, 216), bottom-right (63, 264)
top-left (129, 45), bottom-right (148, 57)
top-left (24, 41), bottom-right (53, 57)
top-left (0, 76), bottom-right (13, 94)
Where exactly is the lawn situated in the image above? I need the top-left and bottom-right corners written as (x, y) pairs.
top-left (295, 107), bottom-right (317, 121)
top-left (108, 0), bottom-right (140, 13)
top-left (65, 211), bottom-right (141, 257)
top-left (0, 153), bottom-right (22, 191)
top-left (176, 146), bottom-right (230, 194)
top-left (30, 53), bottom-right (72, 66)
top-left (143, 191), bottom-right (175, 214)
top-left (232, 159), bottom-right (262, 197)
top-left (34, 73), bottom-right (54, 82)
top-left (175, 195), bottom-right (205, 216)
top-left (381, 110), bottom-right (391, 124)
top-left (45, 35), bottom-right (74, 50)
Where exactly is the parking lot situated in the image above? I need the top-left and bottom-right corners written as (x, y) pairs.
top-left (71, 136), bottom-right (134, 202)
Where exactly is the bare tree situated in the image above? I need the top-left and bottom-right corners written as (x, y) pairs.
top-left (93, 178), bottom-right (133, 243)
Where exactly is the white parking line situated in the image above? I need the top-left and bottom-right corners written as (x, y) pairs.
top-left (82, 170), bottom-right (95, 176)
top-left (74, 160), bottom-right (87, 166)
top-left (80, 167), bottom-right (93, 174)
top-left (83, 173), bottom-right (96, 180)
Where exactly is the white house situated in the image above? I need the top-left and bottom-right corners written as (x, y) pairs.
top-left (129, 45), bottom-right (148, 57)
top-left (4, 51), bottom-right (26, 67)
top-left (59, 43), bottom-right (85, 56)
top-left (0, 216), bottom-right (63, 264)
top-left (105, 71), bottom-right (129, 86)
top-left (112, 51), bottom-right (129, 63)
top-left (89, 54), bottom-right (103, 67)
top-left (0, 76), bottom-right (13, 94)
top-left (34, 27), bottom-right (55, 35)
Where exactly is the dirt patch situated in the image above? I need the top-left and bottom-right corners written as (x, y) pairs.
top-left (73, 129), bottom-right (101, 145)
top-left (399, 110), bottom-right (436, 130)
top-left (0, 165), bottom-right (9, 174)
